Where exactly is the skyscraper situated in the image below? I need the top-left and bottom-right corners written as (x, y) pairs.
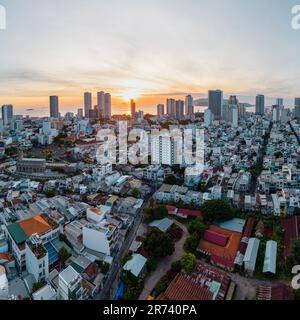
top-left (157, 104), bottom-right (165, 117)
top-left (104, 93), bottom-right (111, 119)
top-left (1, 104), bottom-right (13, 125)
top-left (208, 90), bottom-right (223, 120)
top-left (97, 92), bottom-right (105, 118)
top-left (276, 98), bottom-right (284, 107)
top-left (77, 108), bottom-right (83, 119)
top-left (294, 98), bottom-right (300, 119)
top-left (185, 95), bottom-right (194, 115)
top-left (49, 96), bottom-right (59, 118)
top-left (84, 92), bottom-right (92, 118)
top-left (256, 95), bottom-right (265, 116)
top-left (131, 99), bottom-right (136, 117)
top-left (175, 100), bottom-right (184, 120)
top-left (272, 105), bottom-right (281, 122)
top-left (166, 99), bottom-right (176, 117)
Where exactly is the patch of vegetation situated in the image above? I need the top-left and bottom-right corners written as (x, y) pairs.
top-left (32, 281), bottom-right (45, 293)
top-left (184, 233), bottom-right (200, 253)
top-left (143, 228), bottom-right (175, 259)
top-left (201, 199), bottom-right (235, 223)
top-left (180, 253), bottom-right (197, 273)
top-left (121, 271), bottom-right (144, 300)
top-left (144, 205), bottom-right (168, 223)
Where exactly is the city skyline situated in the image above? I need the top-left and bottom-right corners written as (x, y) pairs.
top-left (1, 0), bottom-right (300, 115)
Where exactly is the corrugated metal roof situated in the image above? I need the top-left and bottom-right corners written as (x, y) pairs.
top-left (123, 254), bottom-right (147, 277)
top-left (149, 218), bottom-right (173, 232)
top-left (243, 238), bottom-right (260, 271)
top-left (263, 240), bottom-right (277, 274)
top-left (7, 223), bottom-right (28, 244)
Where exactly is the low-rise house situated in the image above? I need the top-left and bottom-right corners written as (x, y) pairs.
top-left (149, 218), bottom-right (173, 233)
top-left (123, 254), bottom-right (148, 278)
top-left (32, 284), bottom-right (57, 300)
top-left (5, 214), bottom-right (60, 272)
top-left (58, 265), bottom-right (88, 300)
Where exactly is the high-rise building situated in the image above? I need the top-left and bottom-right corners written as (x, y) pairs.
top-left (104, 93), bottom-right (111, 119)
top-left (84, 92), bottom-right (92, 118)
top-left (276, 98), bottom-right (284, 107)
top-left (294, 98), bottom-right (300, 119)
top-left (77, 108), bottom-right (83, 119)
top-left (49, 96), bottom-right (59, 119)
top-left (185, 95), bottom-right (194, 115)
top-left (222, 97), bottom-right (239, 127)
top-left (131, 99), bottom-right (136, 117)
top-left (1, 104), bottom-right (13, 125)
top-left (97, 92), bottom-right (105, 118)
top-left (238, 103), bottom-right (247, 119)
top-left (232, 105), bottom-right (239, 127)
top-left (228, 95), bottom-right (238, 105)
top-left (175, 100), bottom-right (184, 120)
top-left (166, 99), bottom-right (176, 117)
top-left (256, 95), bottom-right (265, 116)
top-left (157, 104), bottom-right (165, 117)
top-left (272, 105), bottom-right (281, 122)
top-left (208, 90), bottom-right (223, 120)
top-left (151, 135), bottom-right (182, 165)
top-left (204, 108), bottom-right (213, 126)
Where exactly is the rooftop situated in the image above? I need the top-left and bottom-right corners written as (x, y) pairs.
top-left (149, 218), bottom-right (173, 233)
top-left (219, 218), bottom-right (246, 233)
top-left (123, 254), bottom-right (148, 277)
top-left (59, 265), bottom-right (80, 285)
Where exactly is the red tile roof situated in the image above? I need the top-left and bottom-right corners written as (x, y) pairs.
top-left (177, 208), bottom-right (203, 218)
top-left (203, 230), bottom-right (229, 247)
top-left (157, 273), bottom-right (214, 301)
top-left (198, 226), bottom-right (242, 264)
top-left (243, 217), bottom-right (254, 238)
top-left (211, 255), bottom-right (235, 269)
top-left (166, 205), bottom-right (177, 213)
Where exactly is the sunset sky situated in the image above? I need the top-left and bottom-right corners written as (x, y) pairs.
top-left (1, 0), bottom-right (300, 115)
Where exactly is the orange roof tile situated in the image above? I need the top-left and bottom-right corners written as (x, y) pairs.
top-left (198, 225), bottom-right (242, 262)
top-left (19, 215), bottom-right (52, 237)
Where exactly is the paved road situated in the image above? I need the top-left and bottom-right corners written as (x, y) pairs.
top-left (96, 186), bottom-right (157, 300)
top-left (139, 220), bottom-right (189, 300)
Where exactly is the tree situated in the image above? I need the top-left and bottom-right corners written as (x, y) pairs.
top-left (132, 188), bottom-right (141, 199)
top-left (250, 165), bottom-right (262, 179)
top-left (144, 228), bottom-right (174, 259)
top-left (32, 281), bottom-right (44, 293)
top-left (201, 200), bottom-right (234, 223)
top-left (188, 219), bottom-right (207, 237)
top-left (180, 253), bottom-right (197, 273)
top-left (99, 262), bottom-right (110, 274)
top-left (291, 239), bottom-right (300, 264)
top-left (144, 205), bottom-right (168, 223)
top-left (59, 247), bottom-right (71, 263)
top-left (184, 233), bottom-right (200, 253)
top-left (164, 175), bottom-right (178, 185)
top-left (121, 254), bottom-right (132, 267)
top-left (294, 207), bottom-right (300, 216)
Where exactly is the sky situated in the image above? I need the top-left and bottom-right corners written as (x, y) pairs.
top-left (0, 0), bottom-right (300, 115)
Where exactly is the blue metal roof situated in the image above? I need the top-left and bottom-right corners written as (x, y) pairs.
top-left (219, 218), bottom-right (246, 233)
top-left (44, 242), bottom-right (59, 265)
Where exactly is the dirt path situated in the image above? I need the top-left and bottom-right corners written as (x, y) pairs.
top-left (139, 220), bottom-right (189, 300)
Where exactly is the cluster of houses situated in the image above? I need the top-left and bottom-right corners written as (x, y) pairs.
top-left (0, 157), bottom-right (151, 300)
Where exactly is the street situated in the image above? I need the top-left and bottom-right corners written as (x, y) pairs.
top-left (96, 184), bottom-right (157, 300)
